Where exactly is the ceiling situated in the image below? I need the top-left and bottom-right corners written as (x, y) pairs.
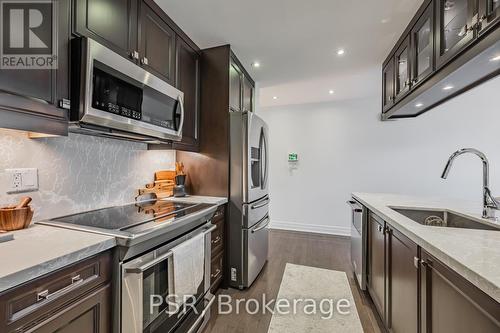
top-left (155, 0), bottom-right (423, 107)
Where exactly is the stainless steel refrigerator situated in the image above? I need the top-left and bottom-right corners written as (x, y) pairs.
top-left (228, 111), bottom-right (269, 289)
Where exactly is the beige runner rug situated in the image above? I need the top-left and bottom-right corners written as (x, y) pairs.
top-left (267, 263), bottom-right (363, 333)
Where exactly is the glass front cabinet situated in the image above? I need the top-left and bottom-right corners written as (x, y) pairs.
top-left (410, 2), bottom-right (435, 86)
top-left (435, 0), bottom-right (478, 68)
top-left (478, 0), bottom-right (500, 34)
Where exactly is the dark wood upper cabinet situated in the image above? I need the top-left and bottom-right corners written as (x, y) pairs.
top-left (394, 36), bottom-right (412, 101)
top-left (478, 0), bottom-right (500, 34)
top-left (367, 213), bottom-right (386, 323)
top-left (386, 226), bottom-right (419, 333)
top-left (382, 59), bottom-right (395, 113)
top-left (381, 0), bottom-right (499, 120)
top-left (229, 61), bottom-right (243, 112)
top-left (242, 76), bottom-right (254, 112)
top-left (74, 0), bottom-right (138, 60)
top-left (173, 36), bottom-right (200, 151)
top-left (411, 2), bottom-right (435, 87)
top-left (420, 250), bottom-right (500, 333)
top-left (138, 0), bottom-right (176, 85)
top-left (0, 0), bottom-right (69, 136)
top-left (435, 0), bottom-right (477, 68)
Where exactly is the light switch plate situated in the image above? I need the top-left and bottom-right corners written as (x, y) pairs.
top-left (5, 168), bottom-right (38, 193)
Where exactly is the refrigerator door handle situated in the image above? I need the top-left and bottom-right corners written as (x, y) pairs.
top-left (251, 216), bottom-right (270, 233)
top-left (251, 197), bottom-right (270, 209)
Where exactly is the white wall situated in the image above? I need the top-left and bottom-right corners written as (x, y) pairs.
top-left (0, 131), bottom-right (175, 221)
top-left (258, 75), bottom-right (500, 236)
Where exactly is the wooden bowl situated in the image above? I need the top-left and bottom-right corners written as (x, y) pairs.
top-left (0, 207), bottom-right (34, 231)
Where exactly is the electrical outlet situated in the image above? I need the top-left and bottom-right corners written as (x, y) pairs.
top-left (5, 168), bottom-right (38, 193)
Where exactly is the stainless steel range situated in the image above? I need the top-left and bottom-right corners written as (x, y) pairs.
top-left (38, 199), bottom-right (218, 333)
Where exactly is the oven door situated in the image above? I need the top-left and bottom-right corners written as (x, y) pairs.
top-left (121, 224), bottom-right (214, 333)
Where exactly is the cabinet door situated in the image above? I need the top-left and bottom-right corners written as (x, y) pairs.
top-left (367, 214), bottom-right (386, 322)
top-left (420, 251), bottom-right (500, 333)
top-left (387, 227), bottom-right (418, 333)
top-left (229, 61), bottom-right (242, 112)
top-left (139, 1), bottom-right (176, 85)
top-left (74, 0), bottom-right (138, 60)
top-left (394, 36), bottom-right (411, 101)
top-left (173, 37), bottom-right (200, 152)
top-left (242, 76), bottom-right (254, 112)
top-left (382, 59), bottom-right (395, 113)
top-left (478, 0), bottom-right (500, 34)
top-left (411, 3), bottom-right (435, 87)
top-left (0, 0), bottom-right (69, 106)
top-left (33, 285), bottom-right (111, 333)
top-left (435, 0), bottom-right (477, 68)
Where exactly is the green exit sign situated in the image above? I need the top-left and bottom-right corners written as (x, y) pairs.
top-left (288, 153), bottom-right (298, 162)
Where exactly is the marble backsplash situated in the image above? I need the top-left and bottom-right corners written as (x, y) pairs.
top-left (0, 130), bottom-right (175, 221)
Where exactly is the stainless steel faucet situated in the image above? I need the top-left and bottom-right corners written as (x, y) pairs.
top-left (441, 148), bottom-right (500, 220)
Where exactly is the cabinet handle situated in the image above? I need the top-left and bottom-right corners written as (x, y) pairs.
top-left (212, 235), bottom-right (221, 245)
top-left (211, 268), bottom-right (221, 279)
top-left (413, 256), bottom-right (420, 269)
top-left (37, 275), bottom-right (83, 302)
top-left (129, 50), bottom-right (139, 60)
top-left (141, 57), bottom-right (149, 65)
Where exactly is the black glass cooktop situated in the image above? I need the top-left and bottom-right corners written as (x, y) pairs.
top-left (48, 200), bottom-right (207, 232)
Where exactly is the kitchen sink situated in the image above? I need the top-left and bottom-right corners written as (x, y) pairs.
top-left (391, 208), bottom-right (500, 231)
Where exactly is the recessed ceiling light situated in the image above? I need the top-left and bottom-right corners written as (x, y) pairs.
top-left (328, 90), bottom-right (335, 95)
top-left (252, 62), bottom-right (261, 68)
top-left (415, 103), bottom-right (424, 108)
top-left (337, 49), bottom-right (345, 56)
top-left (272, 96), bottom-right (278, 100)
top-left (381, 18), bottom-right (390, 24)
top-left (443, 85), bottom-right (454, 91)
top-left (490, 55), bottom-right (500, 62)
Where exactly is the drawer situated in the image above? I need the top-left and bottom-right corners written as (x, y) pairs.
top-left (0, 251), bottom-right (112, 332)
top-left (211, 221), bottom-right (224, 256)
top-left (210, 251), bottom-right (223, 291)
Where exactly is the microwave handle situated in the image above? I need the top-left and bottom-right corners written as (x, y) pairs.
top-left (177, 95), bottom-right (185, 134)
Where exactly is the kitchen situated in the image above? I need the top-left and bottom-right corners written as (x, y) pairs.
top-left (0, 0), bottom-right (499, 332)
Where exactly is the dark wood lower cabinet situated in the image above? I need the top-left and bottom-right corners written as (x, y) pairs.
top-left (420, 250), bottom-right (500, 333)
top-left (31, 284), bottom-right (110, 333)
top-left (386, 226), bottom-right (418, 333)
top-left (367, 211), bottom-right (500, 333)
top-left (367, 213), bottom-right (386, 322)
top-left (210, 204), bottom-right (226, 293)
top-left (0, 252), bottom-right (112, 333)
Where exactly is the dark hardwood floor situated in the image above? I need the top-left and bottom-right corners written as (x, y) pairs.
top-left (204, 229), bottom-right (384, 333)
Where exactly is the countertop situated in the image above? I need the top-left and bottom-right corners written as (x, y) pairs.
top-left (0, 225), bottom-right (115, 294)
top-left (353, 192), bottom-right (500, 303)
top-left (0, 195), bottom-right (227, 294)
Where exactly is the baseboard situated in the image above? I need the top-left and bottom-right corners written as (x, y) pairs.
top-left (269, 220), bottom-right (350, 237)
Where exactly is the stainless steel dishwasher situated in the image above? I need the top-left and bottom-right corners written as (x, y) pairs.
top-left (347, 198), bottom-right (367, 290)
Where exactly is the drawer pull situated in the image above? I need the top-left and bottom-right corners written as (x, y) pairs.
top-left (212, 236), bottom-right (221, 245)
top-left (211, 268), bottom-right (221, 279)
top-left (37, 275), bottom-right (84, 302)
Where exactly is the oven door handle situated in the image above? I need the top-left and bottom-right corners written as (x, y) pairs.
top-left (125, 251), bottom-right (173, 274)
top-left (187, 294), bottom-right (216, 333)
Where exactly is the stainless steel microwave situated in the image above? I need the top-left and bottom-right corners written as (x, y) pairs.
top-left (70, 37), bottom-right (184, 144)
